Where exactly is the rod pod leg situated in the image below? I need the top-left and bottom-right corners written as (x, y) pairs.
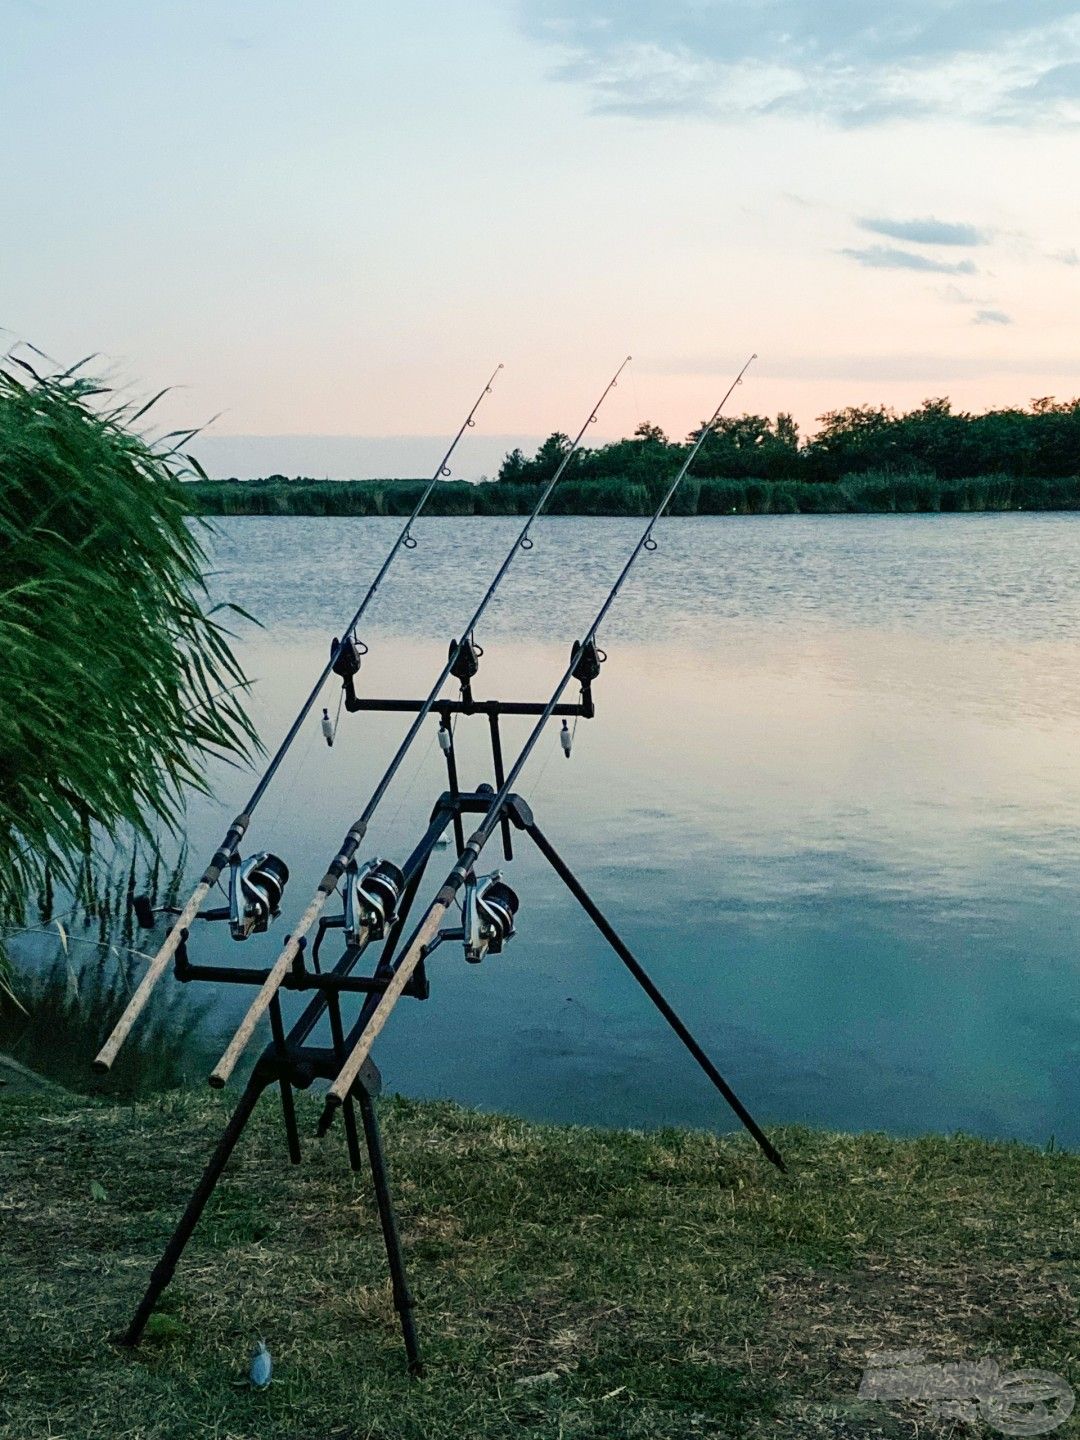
top-left (269, 992), bottom-right (302, 1164)
top-left (120, 1074), bottom-right (267, 1347)
top-left (524, 820), bottom-right (786, 1173)
top-left (356, 1089), bottom-right (424, 1376)
top-left (327, 991), bottom-right (364, 1172)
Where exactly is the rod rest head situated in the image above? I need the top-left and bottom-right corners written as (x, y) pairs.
top-left (571, 637), bottom-right (605, 685)
top-left (450, 635), bottom-right (481, 683)
top-left (331, 635), bottom-right (365, 679)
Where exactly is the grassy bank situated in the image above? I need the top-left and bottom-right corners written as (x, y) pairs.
top-left (185, 472), bottom-right (1080, 518)
top-left (0, 1091), bottom-right (1076, 1438)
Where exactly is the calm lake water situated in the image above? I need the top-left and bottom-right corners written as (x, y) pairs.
top-left (167, 515), bottom-right (1080, 1145)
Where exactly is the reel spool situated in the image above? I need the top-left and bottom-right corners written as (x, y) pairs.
top-left (229, 853), bottom-right (290, 941)
top-left (462, 871), bottom-right (519, 964)
top-left (344, 858), bottom-right (405, 945)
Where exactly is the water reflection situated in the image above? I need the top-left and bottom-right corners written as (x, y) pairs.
top-left (169, 515), bottom-right (1080, 1145)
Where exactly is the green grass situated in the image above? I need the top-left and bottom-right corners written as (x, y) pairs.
top-left (0, 1091), bottom-right (1076, 1438)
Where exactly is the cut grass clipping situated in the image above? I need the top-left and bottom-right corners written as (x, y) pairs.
top-left (0, 350), bottom-right (259, 993)
top-left (0, 1090), bottom-right (1075, 1438)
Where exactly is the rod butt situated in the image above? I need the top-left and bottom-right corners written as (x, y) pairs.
top-left (316, 1096), bottom-right (340, 1137)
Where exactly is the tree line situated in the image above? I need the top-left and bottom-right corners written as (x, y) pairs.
top-left (499, 396), bottom-right (1080, 485)
top-left (186, 396), bottom-right (1080, 517)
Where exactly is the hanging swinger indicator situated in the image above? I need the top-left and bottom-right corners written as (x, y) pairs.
top-left (228, 853), bottom-right (290, 941)
top-left (462, 871), bottom-right (519, 963)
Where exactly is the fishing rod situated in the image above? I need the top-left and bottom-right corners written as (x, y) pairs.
top-left (93, 364), bottom-right (503, 1074)
top-left (317, 354), bottom-right (781, 1168)
top-left (207, 356), bottom-right (633, 1088)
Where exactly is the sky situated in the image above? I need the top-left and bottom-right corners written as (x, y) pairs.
top-left (2, 0), bottom-right (1079, 477)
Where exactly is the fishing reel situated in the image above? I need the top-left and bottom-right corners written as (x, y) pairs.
top-left (132, 850), bottom-right (290, 941)
top-left (462, 871), bottom-right (519, 964)
top-left (228, 852), bottom-right (290, 941)
top-left (344, 857), bottom-right (405, 945)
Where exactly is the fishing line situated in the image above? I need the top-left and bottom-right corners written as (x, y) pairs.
top-left (523, 727), bottom-right (560, 810)
top-left (261, 679), bottom-right (328, 838)
top-left (382, 720), bottom-right (441, 836)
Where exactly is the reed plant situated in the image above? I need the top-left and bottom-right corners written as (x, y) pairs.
top-left (0, 351), bottom-right (259, 995)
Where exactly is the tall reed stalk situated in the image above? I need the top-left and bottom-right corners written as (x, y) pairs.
top-left (0, 351), bottom-right (259, 994)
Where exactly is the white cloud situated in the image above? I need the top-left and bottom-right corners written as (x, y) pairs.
top-left (859, 217), bottom-right (988, 246)
top-left (841, 246), bottom-right (977, 275)
top-left (523, 1), bottom-right (1080, 126)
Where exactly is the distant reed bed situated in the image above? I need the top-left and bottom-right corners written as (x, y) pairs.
top-left (185, 471), bottom-right (1080, 517)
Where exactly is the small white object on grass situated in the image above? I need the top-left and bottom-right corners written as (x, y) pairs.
top-left (249, 1339), bottom-right (272, 1389)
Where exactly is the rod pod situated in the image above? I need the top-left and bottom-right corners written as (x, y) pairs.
top-left (207, 357), bottom-right (632, 1088)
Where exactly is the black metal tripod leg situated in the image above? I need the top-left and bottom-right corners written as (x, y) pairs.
top-left (487, 713), bottom-right (514, 861)
top-left (269, 993), bottom-right (302, 1164)
top-left (120, 1074), bottom-right (267, 1346)
top-left (356, 1089), bottom-right (424, 1376)
top-left (327, 992), bottom-right (364, 1172)
top-left (525, 821), bottom-right (786, 1174)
